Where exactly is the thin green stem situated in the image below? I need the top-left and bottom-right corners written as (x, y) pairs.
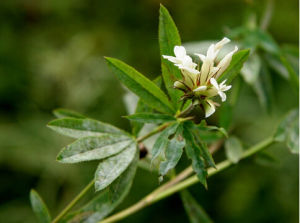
top-left (51, 179), bottom-right (95, 223)
top-left (136, 122), bottom-right (169, 143)
top-left (99, 136), bottom-right (274, 223)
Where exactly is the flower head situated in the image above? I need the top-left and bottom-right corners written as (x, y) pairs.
top-left (163, 37), bottom-right (238, 117)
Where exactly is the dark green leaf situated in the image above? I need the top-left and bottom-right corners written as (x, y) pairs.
top-left (193, 132), bottom-right (216, 168)
top-left (105, 57), bottom-right (175, 114)
top-left (30, 190), bottom-right (51, 223)
top-left (125, 113), bottom-right (176, 124)
top-left (180, 190), bottom-right (213, 223)
top-left (131, 100), bottom-right (151, 137)
top-left (225, 136), bottom-right (244, 163)
top-left (279, 56), bottom-right (299, 92)
top-left (151, 122), bottom-right (179, 162)
top-left (57, 134), bottom-right (133, 163)
top-left (159, 125), bottom-right (185, 176)
top-left (53, 108), bottom-right (86, 119)
top-left (94, 142), bottom-right (137, 191)
top-left (183, 123), bottom-right (207, 188)
top-left (252, 63), bottom-right (273, 112)
top-left (159, 4), bottom-right (183, 108)
top-left (47, 118), bottom-right (126, 138)
top-left (218, 49), bottom-right (250, 84)
top-left (64, 155), bottom-right (138, 223)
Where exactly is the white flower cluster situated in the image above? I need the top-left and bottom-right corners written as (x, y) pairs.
top-left (163, 37), bottom-right (238, 117)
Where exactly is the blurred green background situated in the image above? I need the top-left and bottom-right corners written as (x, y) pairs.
top-left (0, 0), bottom-right (298, 222)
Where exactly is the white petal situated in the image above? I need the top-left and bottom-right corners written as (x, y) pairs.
top-left (193, 86), bottom-right (207, 92)
top-left (162, 55), bottom-right (181, 64)
top-left (174, 46), bottom-right (186, 58)
top-left (200, 59), bottom-right (213, 85)
top-left (215, 37), bottom-right (230, 50)
top-left (206, 44), bottom-right (216, 59)
top-left (222, 85), bottom-right (232, 91)
top-left (195, 53), bottom-right (206, 62)
top-left (210, 78), bottom-right (219, 89)
top-left (218, 91), bottom-right (227, 102)
top-left (215, 46), bottom-right (238, 79)
top-left (204, 100), bottom-right (216, 118)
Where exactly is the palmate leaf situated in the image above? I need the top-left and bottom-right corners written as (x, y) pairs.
top-left (56, 134), bottom-right (133, 163)
top-left (105, 57), bottom-right (175, 114)
top-left (94, 142), bottom-right (137, 192)
top-left (63, 155), bottom-right (138, 223)
top-left (159, 124), bottom-right (185, 177)
top-left (218, 49), bottom-right (250, 84)
top-left (159, 4), bottom-right (183, 109)
top-left (53, 108), bottom-right (86, 119)
top-left (47, 118), bottom-right (127, 139)
top-left (183, 122), bottom-right (207, 188)
top-left (225, 136), bottom-right (244, 163)
top-left (30, 190), bottom-right (51, 223)
top-left (125, 113), bottom-right (176, 124)
top-left (180, 190), bottom-right (213, 223)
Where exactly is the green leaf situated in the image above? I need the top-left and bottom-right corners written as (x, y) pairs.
top-left (159, 125), bottom-right (185, 176)
top-left (131, 100), bottom-right (151, 136)
top-left (180, 190), bottom-right (213, 223)
top-left (225, 136), bottom-right (244, 163)
top-left (57, 134), bottom-right (133, 163)
top-left (131, 76), bottom-right (163, 136)
top-left (151, 122), bottom-right (179, 162)
top-left (286, 120), bottom-right (299, 154)
top-left (64, 155), bottom-right (138, 222)
top-left (30, 190), bottom-right (51, 223)
top-left (218, 49), bottom-right (250, 84)
top-left (183, 122), bottom-right (207, 188)
top-left (105, 57), bottom-right (175, 114)
top-left (279, 56), bottom-right (299, 92)
top-left (252, 63), bottom-right (273, 112)
top-left (47, 118), bottom-right (126, 138)
top-left (241, 53), bottom-right (261, 84)
top-left (125, 113), bottom-right (176, 124)
top-left (193, 132), bottom-right (216, 168)
top-left (94, 142), bottom-right (137, 191)
top-left (274, 109), bottom-right (298, 142)
top-left (159, 4), bottom-right (183, 109)
top-left (53, 108), bottom-right (86, 119)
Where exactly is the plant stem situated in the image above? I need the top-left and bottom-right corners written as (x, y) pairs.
top-left (51, 179), bottom-right (95, 223)
top-left (99, 136), bottom-right (274, 223)
top-left (136, 122), bottom-right (169, 143)
top-left (51, 122), bottom-right (171, 222)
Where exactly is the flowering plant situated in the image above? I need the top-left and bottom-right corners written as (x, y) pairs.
top-left (29, 4), bottom-right (298, 223)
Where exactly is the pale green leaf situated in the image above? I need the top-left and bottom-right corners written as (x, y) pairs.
top-left (63, 155), bottom-right (138, 223)
top-left (159, 4), bottom-right (183, 108)
top-left (125, 113), bottom-right (176, 124)
top-left (94, 142), bottom-right (137, 191)
top-left (274, 109), bottom-right (299, 142)
top-left (225, 136), bottom-right (244, 163)
top-left (180, 190), bottom-right (213, 223)
top-left (218, 49), bottom-right (250, 84)
top-left (47, 118), bottom-right (126, 138)
top-left (57, 134), bottom-right (133, 163)
top-left (286, 119), bottom-right (299, 154)
top-left (105, 57), bottom-right (175, 114)
top-left (53, 108), bottom-right (86, 119)
top-left (30, 190), bottom-right (51, 223)
top-left (151, 122), bottom-right (179, 162)
top-left (159, 126), bottom-right (185, 176)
